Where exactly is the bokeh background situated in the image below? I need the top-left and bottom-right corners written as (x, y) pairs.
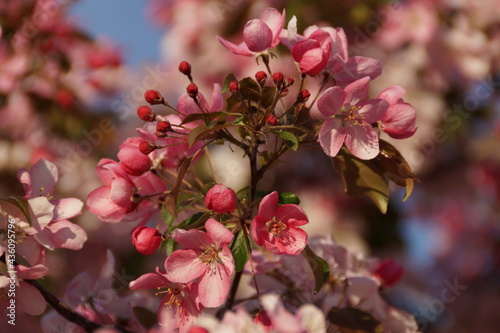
top-left (1, 0), bottom-right (500, 332)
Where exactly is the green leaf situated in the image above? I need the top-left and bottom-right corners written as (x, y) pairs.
top-left (261, 86), bottom-right (277, 108)
top-left (176, 212), bottom-right (209, 229)
top-left (278, 192), bottom-right (300, 205)
top-left (332, 147), bottom-right (390, 214)
top-left (276, 131), bottom-right (299, 151)
top-left (161, 203), bottom-right (175, 229)
top-left (222, 73), bottom-right (238, 93)
top-left (302, 245), bottom-right (330, 294)
top-left (0, 197), bottom-right (32, 225)
top-left (374, 140), bottom-right (419, 202)
top-left (133, 307), bottom-right (158, 330)
top-left (327, 307), bottom-right (384, 333)
top-left (165, 238), bottom-right (175, 256)
top-left (188, 123), bottom-right (232, 147)
top-left (238, 77), bottom-right (260, 102)
top-left (230, 229), bottom-right (250, 272)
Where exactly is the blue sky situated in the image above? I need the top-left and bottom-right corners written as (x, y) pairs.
top-left (70, 0), bottom-right (163, 66)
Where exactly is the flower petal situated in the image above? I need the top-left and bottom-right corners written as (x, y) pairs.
top-left (18, 158), bottom-right (58, 198)
top-left (216, 37), bottom-right (253, 56)
top-left (171, 228), bottom-right (213, 249)
top-left (205, 218), bottom-right (234, 246)
top-left (377, 85), bottom-right (406, 105)
top-left (198, 247), bottom-right (234, 308)
top-left (166, 249), bottom-right (206, 283)
top-left (344, 77), bottom-right (371, 105)
top-left (39, 220), bottom-right (87, 250)
top-left (382, 103), bottom-right (417, 139)
top-left (319, 118), bottom-right (347, 158)
top-left (356, 99), bottom-right (389, 124)
top-left (258, 191), bottom-right (278, 222)
top-left (276, 204), bottom-right (308, 226)
top-left (18, 281), bottom-right (46, 315)
top-left (277, 227), bottom-right (308, 255)
top-left (129, 273), bottom-right (170, 290)
top-left (52, 198), bottom-right (83, 220)
top-left (345, 124), bottom-right (379, 160)
top-left (260, 8), bottom-right (285, 46)
top-left (317, 87), bottom-right (345, 117)
top-left (243, 19), bottom-right (273, 52)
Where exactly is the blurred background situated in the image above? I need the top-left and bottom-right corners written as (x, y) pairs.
top-left (1, 0), bottom-right (500, 332)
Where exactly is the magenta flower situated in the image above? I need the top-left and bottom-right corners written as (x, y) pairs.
top-left (217, 8), bottom-right (285, 56)
top-left (318, 77), bottom-right (389, 160)
top-left (292, 29), bottom-right (333, 76)
top-left (251, 191), bottom-right (309, 255)
top-left (165, 218), bottom-right (235, 308)
top-left (205, 184), bottom-right (237, 214)
top-left (377, 85), bottom-right (417, 139)
top-left (117, 137), bottom-right (153, 176)
top-left (129, 268), bottom-right (201, 331)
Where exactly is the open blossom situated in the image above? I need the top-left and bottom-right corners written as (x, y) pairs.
top-left (217, 8), bottom-right (285, 56)
top-left (292, 29), bottom-right (333, 76)
top-left (118, 137), bottom-right (153, 176)
top-left (377, 85), bottom-right (417, 139)
top-left (165, 218), bottom-right (235, 308)
top-left (204, 184), bottom-right (237, 214)
top-left (318, 77), bottom-right (389, 160)
top-left (130, 268), bottom-right (201, 332)
top-left (251, 191), bottom-right (309, 255)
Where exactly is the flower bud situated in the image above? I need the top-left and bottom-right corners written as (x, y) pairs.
top-left (178, 61), bottom-right (191, 75)
top-left (280, 88), bottom-right (289, 97)
top-left (266, 115), bottom-right (278, 126)
top-left (255, 71), bottom-right (267, 86)
top-left (138, 140), bottom-right (156, 155)
top-left (284, 77), bottom-right (295, 87)
top-left (229, 81), bottom-right (239, 92)
top-left (298, 89), bottom-right (311, 103)
top-left (374, 259), bottom-right (404, 287)
top-left (144, 90), bottom-right (164, 105)
top-left (272, 72), bottom-right (284, 84)
top-left (137, 105), bottom-right (155, 122)
top-left (132, 226), bottom-right (162, 255)
top-left (156, 120), bottom-right (171, 132)
top-left (187, 83), bottom-right (198, 98)
top-left (205, 184), bottom-right (237, 214)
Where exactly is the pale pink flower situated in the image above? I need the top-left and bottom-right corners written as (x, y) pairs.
top-left (292, 30), bottom-right (333, 76)
top-left (377, 85), bottom-right (417, 139)
top-left (318, 77), bottom-right (389, 160)
top-left (165, 218), bottom-right (235, 308)
top-left (251, 191), bottom-right (309, 255)
top-left (204, 184), bottom-right (237, 214)
top-left (217, 8), bottom-right (285, 56)
top-left (130, 268), bottom-right (201, 332)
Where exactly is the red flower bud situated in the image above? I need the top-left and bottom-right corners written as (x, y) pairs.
top-left (178, 61), bottom-right (191, 75)
top-left (139, 140), bottom-right (156, 155)
top-left (284, 77), bottom-right (295, 87)
top-left (281, 88), bottom-right (289, 97)
top-left (374, 259), bottom-right (404, 287)
top-left (205, 184), bottom-right (237, 214)
top-left (187, 83), bottom-right (198, 98)
top-left (298, 89), bottom-right (311, 103)
top-left (132, 226), bottom-right (162, 255)
top-left (144, 90), bottom-right (164, 105)
top-left (156, 120), bottom-right (172, 132)
top-left (229, 81), bottom-right (239, 92)
top-left (272, 72), bottom-right (284, 84)
top-left (137, 105), bottom-right (155, 122)
top-left (187, 327), bottom-right (209, 333)
top-left (266, 115), bottom-right (278, 126)
top-left (255, 71), bottom-right (267, 86)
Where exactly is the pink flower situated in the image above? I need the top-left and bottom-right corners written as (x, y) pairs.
top-left (165, 218), bottom-right (235, 308)
top-left (377, 85), bottom-right (417, 139)
top-left (217, 8), bottom-right (285, 56)
top-left (118, 137), bottom-right (153, 176)
top-left (251, 191), bottom-right (309, 255)
top-left (318, 77), bottom-right (389, 160)
top-left (373, 259), bottom-right (404, 287)
top-left (132, 226), bottom-right (163, 255)
top-left (205, 184), bottom-right (237, 214)
top-left (130, 268), bottom-right (201, 331)
top-left (292, 30), bottom-right (333, 76)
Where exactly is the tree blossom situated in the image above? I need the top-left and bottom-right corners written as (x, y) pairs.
top-left (251, 191), bottom-right (309, 255)
top-left (165, 218), bottom-right (235, 308)
top-left (117, 137), bottom-right (153, 176)
top-left (132, 226), bottom-right (163, 255)
top-left (130, 268), bottom-right (201, 332)
top-left (318, 77), bottom-right (389, 160)
top-left (292, 30), bottom-right (333, 76)
top-left (377, 85), bottom-right (417, 139)
top-left (217, 8), bottom-right (285, 56)
top-left (204, 184), bottom-right (237, 214)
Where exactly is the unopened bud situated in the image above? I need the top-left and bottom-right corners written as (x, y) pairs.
top-left (187, 83), bottom-right (198, 98)
top-left (139, 141), bottom-right (156, 155)
top-left (272, 72), bottom-right (284, 84)
top-left (144, 90), bottom-right (164, 105)
top-left (178, 61), bottom-right (191, 75)
top-left (284, 77), bottom-right (295, 87)
top-left (266, 115), bottom-right (278, 126)
top-left (229, 81), bottom-right (239, 92)
top-left (156, 120), bottom-right (171, 132)
top-left (281, 88), bottom-right (289, 97)
top-left (298, 89), bottom-right (311, 103)
top-left (132, 226), bottom-right (162, 255)
top-left (374, 259), bottom-right (404, 287)
top-left (137, 105), bottom-right (155, 122)
top-left (255, 71), bottom-right (267, 86)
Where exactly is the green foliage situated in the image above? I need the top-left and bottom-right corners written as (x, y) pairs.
top-left (230, 229), bottom-right (250, 272)
top-left (275, 131), bottom-right (299, 151)
top-left (278, 192), bottom-right (301, 205)
top-left (302, 245), bottom-right (330, 294)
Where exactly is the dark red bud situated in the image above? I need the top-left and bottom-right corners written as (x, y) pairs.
top-left (229, 81), bottom-right (239, 92)
top-left (272, 72), bottom-right (284, 84)
top-left (156, 120), bottom-right (171, 132)
top-left (137, 105), bottom-right (155, 122)
top-left (139, 141), bottom-right (156, 155)
top-left (285, 77), bottom-right (295, 87)
top-left (298, 89), bottom-right (311, 103)
top-left (281, 88), bottom-right (289, 97)
top-left (178, 61), bottom-right (191, 75)
top-left (255, 71), bottom-right (267, 86)
top-left (144, 90), bottom-right (164, 105)
top-left (374, 259), bottom-right (404, 287)
top-left (187, 83), bottom-right (198, 98)
top-left (266, 115), bottom-right (278, 126)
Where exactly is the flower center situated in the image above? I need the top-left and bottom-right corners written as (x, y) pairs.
top-left (341, 104), bottom-right (365, 127)
top-left (266, 216), bottom-right (287, 237)
top-left (156, 287), bottom-right (182, 309)
top-left (198, 244), bottom-right (221, 266)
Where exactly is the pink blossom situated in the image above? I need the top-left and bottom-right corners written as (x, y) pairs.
top-left (177, 83), bottom-right (224, 118)
top-left (118, 137), bottom-right (153, 176)
top-left (132, 226), bottom-right (163, 255)
top-left (251, 191), bottom-right (309, 255)
top-left (217, 8), bottom-right (285, 56)
top-left (130, 268), bottom-right (201, 331)
top-left (292, 30), bottom-right (333, 76)
top-left (165, 218), bottom-right (235, 308)
top-left (204, 184), bottom-right (237, 214)
top-left (318, 77), bottom-right (389, 160)
top-left (377, 85), bottom-right (417, 139)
